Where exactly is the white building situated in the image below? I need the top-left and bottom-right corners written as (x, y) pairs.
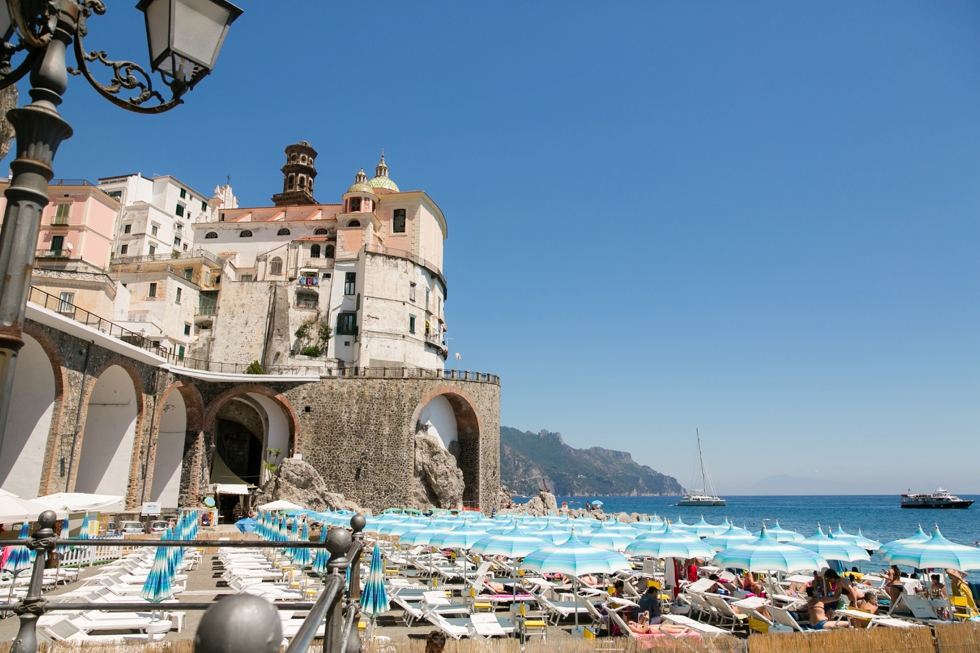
top-left (192, 143), bottom-right (450, 372)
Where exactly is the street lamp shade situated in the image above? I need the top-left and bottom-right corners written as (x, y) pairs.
top-left (136, 0), bottom-right (243, 86)
top-left (0, 2), bottom-right (11, 43)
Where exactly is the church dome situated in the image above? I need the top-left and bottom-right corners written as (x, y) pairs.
top-left (347, 168), bottom-right (375, 194)
top-left (367, 151), bottom-right (399, 192)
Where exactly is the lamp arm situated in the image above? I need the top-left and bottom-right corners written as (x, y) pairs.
top-left (68, 1), bottom-right (185, 115)
top-left (0, 46), bottom-right (37, 91)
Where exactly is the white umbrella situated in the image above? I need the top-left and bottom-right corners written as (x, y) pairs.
top-left (0, 495), bottom-right (66, 523)
top-left (35, 492), bottom-right (122, 513)
top-left (257, 499), bottom-right (304, 512)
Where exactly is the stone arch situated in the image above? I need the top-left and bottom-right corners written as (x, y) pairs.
top-left (21, 323), bottom-right (68, 497)
top-left (411, 386), bottom-right (483, 509)
top-left (72, 361), bottom-right (145, 510)
top-left (0, 332), bottom-right (60, 498)
top-left (147, 381), bottom-right (204, 507)
top-left (204, 384), bottom-right (300, 461)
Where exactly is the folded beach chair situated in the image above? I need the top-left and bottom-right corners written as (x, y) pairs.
top-left (892, 595), bottom-right (949, 624)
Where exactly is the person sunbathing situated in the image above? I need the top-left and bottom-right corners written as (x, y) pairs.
top-left (806, 591), bottom-right (849, 630)
top-left (627, 612), bottom-right (690, 636)
top-left (742, 572), bottom-right (763, 596)
top-left (929, 574), bottom-right (948, 599)
top-left (485, 581), bottom-right (507, 594)
top-left (884, 565), bottom-right (903, 607)
top-left (947, 569), bottom-right (979, 617)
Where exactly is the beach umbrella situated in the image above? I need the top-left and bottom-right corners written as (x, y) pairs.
top-left (360, 542), bottom-right (390, 637)
top-left (713, 528), bottom-right (828, 573)
top-left (625, 523), bottom-right (715, 559)
top-left (235, 517), bottom-right (257, 534)
top-left (580, 522), bottom-right (636, 551)
top-left (532, 527), bottom-right (572, 545)
top-left (522, 531), bottom-right (630, 627)
top-left (471, 524), bottom-right (547, 558)
top-left (755, 522), bottom-right (804, 543)
top-left (879, 526), bottom-right (931, 556)
top-left (4, 523), bottom-right (33, 574)
top-left (686, 516), bottom-right (727, 538)
top-left (429, 523), bottom-right (488, 551)
top-left (312, 525), bottom-right (330, 578)
top-left (291, 522), bottom-right (313, 571)
top-left (883, 527), bottom-right (980, 571)
top-left (140, 533), bottom-right (175, 603)
top-left (702, 523), bottom-right (758, 552)
top-left (398, 521), bottom-right (448, 547)
top-left (831, 527), bottom-right (881, 552)
top-left (797, 526), bottom-right (871, 563)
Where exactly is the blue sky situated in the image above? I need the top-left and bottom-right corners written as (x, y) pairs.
top-left (22, 2), bottom-right (980, 494)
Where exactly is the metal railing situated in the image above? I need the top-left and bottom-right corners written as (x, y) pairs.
top-left (50, 215), bottom-right (70, 226)
top-left (111, 247), bottom-right (225, 266)
top-left (35, 249), bottom-right (71, 259)
top-left (296, 299), bottom-right (319, 310)
top-left (0, 511), bottom-right (366, 653)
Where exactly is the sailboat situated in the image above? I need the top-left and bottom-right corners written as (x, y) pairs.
top-left (676, 429), bottom-right (726, 507)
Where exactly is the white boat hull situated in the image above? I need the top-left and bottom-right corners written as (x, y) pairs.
top-left (676, 499), bottom-right (726, 507)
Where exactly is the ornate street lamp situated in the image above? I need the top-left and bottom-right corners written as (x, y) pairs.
top-left (0, 0), bottom-right (241, 467)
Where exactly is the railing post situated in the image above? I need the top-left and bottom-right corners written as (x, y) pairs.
top-left (347, 515), bottom-right (365, 601)
top-left (11, 511), bottom-right (58, 653)
top-left (324, 528), bottom-right (352, 653)
top-left (195, 594), bottom-right (283, 653)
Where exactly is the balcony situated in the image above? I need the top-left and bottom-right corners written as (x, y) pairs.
top-left (301, 259), bottom-right (333, 269)
top-left (295, 297), bottom-right (319, 310)
top-left (51, 215), bottom-right (70, 226)
top-left (37, 249), bottom-right (70, 259)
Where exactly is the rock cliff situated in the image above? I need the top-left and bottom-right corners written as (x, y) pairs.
top-left (253, 457), bottom-right (360, 512)
top-left (412, 433), bottom-right (465, 510)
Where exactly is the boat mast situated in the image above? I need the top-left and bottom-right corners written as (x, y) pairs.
top-left (696, 429), bottom-right (706, 495)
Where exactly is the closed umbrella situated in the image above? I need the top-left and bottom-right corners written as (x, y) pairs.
top-left (291, 522), bottom-right (313, 571)
top-left (311, 525), bottom-right (330, 579)
top-left (797, 526), bottom-right (871, 563)
top-left (522, 531), bottom-right (630, 627)
top-left (3, 523), bottom-right (33, 603)
top-left (714, 528), bottom-right (828, 573)
top-left (360, 542), bottom-right (390, 637)
top-left (883, 527), bottom-right (980, 571)
top-left (140, 531), bottom-right (175, 603)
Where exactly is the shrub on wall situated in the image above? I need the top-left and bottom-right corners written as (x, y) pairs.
top-left (301, 345), bottom-right (321, 357)
top-left (245, 360), bottom-right (265, 374)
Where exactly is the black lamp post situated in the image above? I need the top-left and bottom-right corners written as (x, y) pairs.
top-left (0, 0), bottom-right (241, 462)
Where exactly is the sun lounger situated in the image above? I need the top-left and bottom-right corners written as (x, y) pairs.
top-left (469, 613), bottom-right (509, 638)
top-left (536, 594), bottom-right (587, 625)
top-left (661, 613), bottom-right (733, 637)
top-left (831, 608), bottom-right (924, 628)
top-left (390, 594), bottom-right (426, 627)
top-left (890, 594), bottom-right (949, 624)
top-left (704, 594), bottom-right (748, 632)
top-left (425, 612), bottom-right (471, 640)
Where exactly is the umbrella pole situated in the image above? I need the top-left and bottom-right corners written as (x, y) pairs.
top-left (574, 577), bottom-right (579, 628)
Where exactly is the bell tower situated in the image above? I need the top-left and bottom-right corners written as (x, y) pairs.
top-left (272, 141), bottom-right (318, 206)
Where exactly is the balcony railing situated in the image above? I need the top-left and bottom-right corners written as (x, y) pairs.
top-left (112, 247), bottom-right (224, 266)
top-left (295, 298), bottom-right (319, 310)
top-left (0, 512), bottom-right (366, 653)
top-left (50, 215), bottom-right (70, 226)
top-left (36, 248), bottom-right (71, 259)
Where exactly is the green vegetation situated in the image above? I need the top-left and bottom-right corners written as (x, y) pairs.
top-left (296, 318), bottom-right (332, 356)
top-left (300, 345), bottom-right (321, 357)
top-left (500, 427), bottom-right (684, 497)
top-left (245, 360), bottom-right (265, 374)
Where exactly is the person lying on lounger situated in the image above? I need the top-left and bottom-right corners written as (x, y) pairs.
top-left (805, 585), bottom-right (849, 630)
top-left (628, 612), bottom-right (691, 636)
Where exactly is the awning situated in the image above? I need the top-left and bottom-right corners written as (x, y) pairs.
top-left (214, 484), bottom-right (249, 496)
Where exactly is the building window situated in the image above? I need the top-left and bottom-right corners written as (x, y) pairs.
top-left (148, 282), bottom-right (157, 298)
top-left (241, 274), bottom-right (253, 282)
top-left (314, 228), bottom-right (328, 235)
top-left (174, 237), bottom-right (181, 247)
top-left (322, 272), bottom-right (331, 279)
top-left (409, 315), bottom-right (416, 334)
top-left (298, 176), bottom-right (305, 189)
top-left (149, 244), bottom-right (156, 256)
top-left (239, 230), bottom-right (252, 237)
top-left (184, 323), bottom-right (191, 336)
top-left (120, 244), bottom-right (128, 255)
top-left (336, 312), bottom-right (357, 336)
top-left (175, 203), bottom-right (185, 217)
top-left (58, 292), bottom-right (74, 313)
top-left (277, 228), bottom-right (290, 236)
top-left (325, 244), bottom-right (335, 258)
top-left (175, 287), bottom-right (182, 304)
top-left (123, 223), bottom-right (132, 234)
top-left (310, 244), bottom-right (320, 258)
top-left (108, 190), bottom-right (122, 200)
top-left (179, 188), bottom-right (186, 199)
top-left (50, 235), bottom-right (64, 252)
top-left (344, 272), bottom-right (355, 295)
top-left (201, 201), bottom-right (207, 211)
top-left (425, 288), bottom-right (430, 307)
top-left (151, 224), bottom-right (159, 236)
top-left (177, 345), bottom-right (185, 361)
top-left (205, 231), bottom-right (217, 239)
top-left (269, 257), bottom-right (283, 275)
top-left (288, 174), bottom-right (295, 189)
top-left (214, 275), bottom-right (220, 284)
top-left (349, 197), bottom-right (361, 212)
top-left (410, 282), bottom-right (416, 302)
top-left (53, 203), bottom-right (71, 225)
top-left (183, 267), bottom-right (192, 280)
top-left (348, 220), bottom-right (360, 227)
top-left (393, 208), bottom-right (406, 233)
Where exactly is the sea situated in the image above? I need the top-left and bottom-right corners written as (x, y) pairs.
top-left (516, 495), bottom-right (980, 571)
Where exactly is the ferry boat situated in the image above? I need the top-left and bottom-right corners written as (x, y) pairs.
top-left (676, 429), bottom-right (726, 507)
top-left (901, 488), bottom-right (973, 509)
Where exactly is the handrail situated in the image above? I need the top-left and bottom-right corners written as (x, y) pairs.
top-left (284, 575), bottom-right (344, 653)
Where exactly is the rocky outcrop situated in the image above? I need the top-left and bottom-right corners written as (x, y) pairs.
top-left (253, 457), bottom-right (360, 512)
top-left (500, 490), bottom-right (560, 516)
top-left (412, 434), bottom-right (465, 510)
top-left (497, 485), bottom-right (514, 510)
top-left (541, 491), bottom-right (558, 514)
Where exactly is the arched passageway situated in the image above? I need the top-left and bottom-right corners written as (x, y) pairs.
top-left (150, 391), bottom-right (186, 508)
top-left (414, 389), bottom-right (482, 509)
top-left (74, 365), bottom-right (138, 509)
top-left (0, 334), bottom-right (56, 498)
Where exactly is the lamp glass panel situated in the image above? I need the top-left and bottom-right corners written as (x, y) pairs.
top-left (172, 0), bottom-right (232, 69)
top-left (0, 1), bottom-right (11, 41)
top-left (143, 0), bottom-right (171, 65)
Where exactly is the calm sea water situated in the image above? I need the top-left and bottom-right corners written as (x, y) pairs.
top-left (521, 495), bottom-right (980, 571)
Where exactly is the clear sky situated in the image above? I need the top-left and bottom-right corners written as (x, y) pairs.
top-left (20, 2), bottom-right (980, 494)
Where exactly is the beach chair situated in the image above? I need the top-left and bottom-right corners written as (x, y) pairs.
top-left (704, 594), bottom-right (748, 632)
top-left (896, 595), bottom-right (948, 624)
top-left (424, 612), bottom-right (471, 640)
top-left (536, 593), bottom-right (586, 625)
top-left (831, 608), bottom-right (924, 629)
top-left (513, 602), bottom-right (547, 643)
top-left (469, 613), bottom-right (509, 638)
top-left (767, 606), bottom-right (810, 633)
top-left (683, 591), bottom-right (719, 624)
top-left (576, 595), bottom-right (609, 634)
top-left (390, 594), bottom-right (426, 627)
top-left (661, 613), bottom-right (731, 637)
top-left (40, 617), bottom-right (167, 644)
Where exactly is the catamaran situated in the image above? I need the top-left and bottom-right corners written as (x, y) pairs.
top-left (676, 429), bottom-right (726, 507)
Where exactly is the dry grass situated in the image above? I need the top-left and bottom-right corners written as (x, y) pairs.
top-left (747, 626), bottom-right (936, 653)
top-left (362, 637), bottom-right (746, 653)
top-left (935, 621), bottom-right (980, 653)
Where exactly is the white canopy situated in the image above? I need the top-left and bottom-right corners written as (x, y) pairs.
top-left (0, 495), bottom-right (67, 523)
top-left (214, 484), bottom-right (249, 496)
top-left (257, 499), bottom-right (304, 512)
top-left (35, 492), bottom-right (123, 513)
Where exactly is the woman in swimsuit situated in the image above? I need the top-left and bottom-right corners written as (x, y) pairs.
top-left (885, 565), bottom-right (903, 608)
top-left (628, 612), bottom-right (691, 636)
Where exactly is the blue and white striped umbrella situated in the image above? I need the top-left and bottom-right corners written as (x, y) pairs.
top-left (580, 522), bottom-right (636, 551)
top-left (831, 527), bottom-right (881, 552)
top-left (398, 520), bottom-right (448, 546)
top-left (522, 530), bottom-right (630, 576)
top-left (56, 516), bottom-right (72, 556)
top-left (625, 523), bottom-right (715, 559)
top-left (311, 525), bottom-right (330, 578)
top-left (688, 516), bottom-right (727, 538)
top-left (879, 525), bottom-right (930, 556)
top-left (77, 514), bottom-right (90, 540)
top-left (702, 523), bottom-right (757, 552)
top-left (140, 531), bottom-right (174, 603)
top-left (4, 523), bottom-right (33, 575)
top-left (360, 543), bottom-right (390, 621)
top-left (797, 526), bottom-right (871, 563)
top-left (471, 524), bottom-right (547, 558)
top-left (753, 522), bottom-right (804, 543)
top-left (291, 522), bottom-right (312, 570)
top-left (429, 523), bottom-right (488, 550)
top-left (714, 528), bottom-right (828, 573)
top-left (883, 527), bottom-right (980, 571)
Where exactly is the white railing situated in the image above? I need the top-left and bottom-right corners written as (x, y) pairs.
top-left (58, 535), bottom-right (135, 568)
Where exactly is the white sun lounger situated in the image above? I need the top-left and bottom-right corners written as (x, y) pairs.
top-left (661, 613), bottom-right (732, 637)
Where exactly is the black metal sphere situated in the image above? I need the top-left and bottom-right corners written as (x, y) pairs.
top-left (349, 514), bottom-right (366, 533)
top-left (326, 526), bottom-right (352, 554)
top-left (37, 510), bottom-right (57, 529)
top-left (194, 595), bottom-right (282, 653)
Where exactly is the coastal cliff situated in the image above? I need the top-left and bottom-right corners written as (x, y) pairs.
top-left (500, 427), bottom-right (684, 497)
